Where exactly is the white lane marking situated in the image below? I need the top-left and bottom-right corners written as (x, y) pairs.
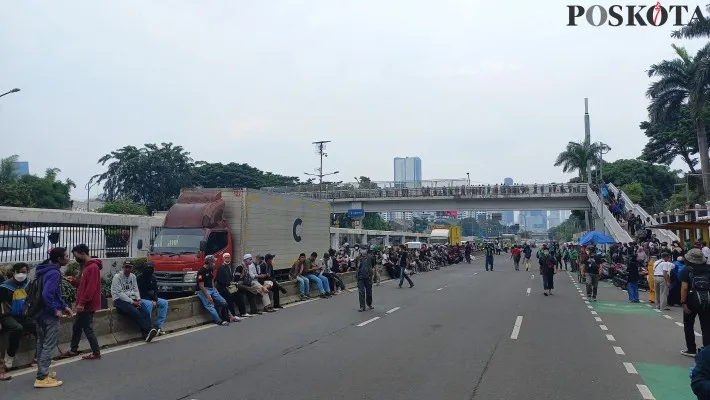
top-left (646, 304), bottom-right (653, 308)
top-left (624, 362), bottom-right (638, 374)
top-left (591, 311), bottom-right (598, 315)
top-left (284, 298), bottom-right (318, 308)
top-left (637, 384), bottom-right (656, 399)
top-left (653, 309), bottom-right (662, 313)
top-left (436, 288), bottom-right (444, 291)
top-left (531, 274), bottom-right (535, 280)
top-left (676, 322), bottom-right (684, 327)
top-left (386, 307), bottom-right (400, 314)
top-left (614, 346), bottom-right (625, 355)
top-left (473, 272), bottom-right (478, 275)
top-left (606, 334), bottom-right (616, 341)
top-left (510, 316), bottom-right (524, 339)
top-left (584, 301), bottom-right (590, 305)
top-left (594, 317), bottom-right (602, 322)
top-left (581, 297), bottom-right (588, 300)
top-left (526, 287), bottom-right (531, 296)
top-left (587, 305), bottom-right (593, 309)
top-left (600, 325), bottom-right (609, 331)
top-left (10, 323), bottom-right (219, 377)
top-left (663, 315), bottom-right (673, 320)
top-left (357, 317), bottom-right (381, 327)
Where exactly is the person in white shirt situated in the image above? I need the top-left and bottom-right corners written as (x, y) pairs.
top-left (702, 241), bottom-right (710, 265)
top-left (243, 254), bottom-right (273, 313)
top-left (653, 252), bottom-right (674, 311)
top-left (111, 261), bottom-right (158, 342)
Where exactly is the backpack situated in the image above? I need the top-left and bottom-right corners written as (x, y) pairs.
top-left (23, 275), bottom-right (45, 319)
top-left (689, 266), bottom-right (710, 308)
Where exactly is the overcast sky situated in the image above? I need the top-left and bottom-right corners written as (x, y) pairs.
top-left (0, 1), bottom-right (703, 200)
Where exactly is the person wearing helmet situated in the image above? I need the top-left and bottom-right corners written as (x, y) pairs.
top-left (196, 255), bottom-right (238, 326)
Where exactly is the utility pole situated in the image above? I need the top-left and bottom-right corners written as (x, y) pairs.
top-left (304, 140), bottom-right (339, 198)
top-left (584, 98), bottom-right (592, 184)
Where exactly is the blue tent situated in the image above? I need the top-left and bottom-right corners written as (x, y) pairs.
top-left (577, 231), bottom-right (616, 245)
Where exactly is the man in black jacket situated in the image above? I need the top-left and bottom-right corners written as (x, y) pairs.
top-left (137, 263), bottom-right (169, 335)
top-left (626, 254), bottom-right (641, 303)
top-left (255, 254), bottom-right (286, 309)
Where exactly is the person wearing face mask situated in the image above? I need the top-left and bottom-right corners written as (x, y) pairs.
top-left (581, 245), bottom-right (603, 301)
top-left (137, 262), bottom-right (169, 335)
top-left (196, 255), bottom-right (239, 325)
top-left (0, 262), bottom-right (36, 370)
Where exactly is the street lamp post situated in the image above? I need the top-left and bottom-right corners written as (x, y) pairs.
top-left (0, 88), bottom-right (20, 99)
top-left (597, 143), bottom-right (610, 234)
top-left (85, 180), bottom-right (99, 212)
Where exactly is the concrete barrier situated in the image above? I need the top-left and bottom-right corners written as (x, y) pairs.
top-left (1, 256), bottom-right (480, 370)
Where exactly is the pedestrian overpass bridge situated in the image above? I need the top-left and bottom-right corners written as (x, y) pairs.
top-left (265, 180), bottom-right (640, 243)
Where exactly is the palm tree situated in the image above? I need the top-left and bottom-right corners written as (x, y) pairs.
top-left (554, 139), bottom-right (610, 181)
top-left (647, 44), bottom-right (710, 200)
top-left (671, 6), bottom-right (710, 39)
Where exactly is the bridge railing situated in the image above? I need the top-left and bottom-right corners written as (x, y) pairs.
top-left (264, 182), bottom-right (589, 200)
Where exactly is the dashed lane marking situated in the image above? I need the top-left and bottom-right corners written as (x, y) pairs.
top-left (594, 317), bottom-right (602, 322)
top-left (606, 334), bottom-right (616, 341)
top-left (356, 317), bottom-right (380, 327)
top-left (510, 316), bottom-right (524, 340)
top-left (600, 325), bottom-right (609, 331)
top-left (624, 362), bottom-right (638, 374)
top-left (636, 384), bottom-right (656, 399)
top-left (614, 346), bottom-right (625, 355)
top-left (675, 322), bottom-right (684, 327)
top-left (526, 287), bottom-right (531, 296)
top-left (591, 311), bottom-right (598, 315)
top-left (386, 307), bottom-right (400, 314)
top-left (663, 315), bottom-right (673, 320)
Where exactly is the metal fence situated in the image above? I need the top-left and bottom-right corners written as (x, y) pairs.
top-left (265, 182), bottom-right (589, 201)
top-left (0, 221), bottom-right (134, 263)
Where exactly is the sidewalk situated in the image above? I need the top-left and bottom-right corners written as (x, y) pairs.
top-left (569, 271), bottom-right (697, 400)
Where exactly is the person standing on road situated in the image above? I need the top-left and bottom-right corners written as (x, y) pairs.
top-left (626, 253), bottom-right (641, 303)
top-left (356, 246), bottom-right (375, 312)
top-left (523, 243), bottom-right (532, 272)
top-left (653, 252), bottom-right (673, 311)
top-left (539, 246), bottom-right (556, 296)
top-left (681, 249), bottom-right (710, 358)
top-left (397, 245), bottom-right (414, 289)
top-left (34, 247), bottom-right (74, 388)
top-left (581, 245), bottom-right (603, 301)
top-left (64, 244), bottom-right (103, 360)
top-left (484, 243), bottom-right (495, 271)
top-left (510, 245), bottom-right (522, 271)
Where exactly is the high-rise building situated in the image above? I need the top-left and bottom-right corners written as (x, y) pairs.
top-left (12, 161), bottom-right (29, 176)
top-left (547, 210), bottom-right (562, 230)
top-left (520, 210), bottom-right (548, 232)
top-left (502, 177), bottom-right (514, 224)
top-left (393, 157), bottom-right (422, 186)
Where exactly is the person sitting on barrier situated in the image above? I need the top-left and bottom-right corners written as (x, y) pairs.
top-left (0, 262), bottom-right (36, 370)
top-left (256, 254), bottom-right (286, 309)
top-left (290, 253), bottom-right (311, 300)
top-left (243, 254), bottom-right (274, 313)
top-left (304, 252), bottom-right (332, 298)
top-left (136, 262), bottom-right (169, 336)
top-left (322, 253), bottom-right (345, 294)
top-left (197, 256), bottom-right (239, 326)
top-left (111, 261), bottom-right (158, 342)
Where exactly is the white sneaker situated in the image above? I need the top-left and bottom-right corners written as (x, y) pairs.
top-left (242, 313), bottom-right (253, 318)
top-left (4, 355), bottom-right (13, 369)
top-left (157, 328), bottom-right (164, 336)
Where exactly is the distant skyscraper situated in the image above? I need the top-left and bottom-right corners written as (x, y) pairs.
top-left (547, 210), bottom-right (562, 230)
top-left (394, 157), bottom-right (422, 186)
top-left (502, 178), bottom-right (514, 224)
top-left (520, 210), bottom-right (548, 232)
top-left (12, 161), bottom-right (29, 176)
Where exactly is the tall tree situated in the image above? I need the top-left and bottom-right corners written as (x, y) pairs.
top-left (594, 159), bottom-right (680, 213)
top-left (639, 104), bottom-right (705, 173)
top-left (647, 43), bottom-right (710, 200)
top-left (93, 143), bottom-right (196, 212)
top-left (362, 213), bottom-right (388, 230)
top-left (0, 155), bottom-right (75, 209)
top-left (357, 176), bottom-right (379, 189)
top-left (193, 162), bottom-right (299, 189)
top-left (96, 199), bottom-right (148, 215)
top-left (554, 139), bottom-right (611, 180)
top-left (671, 6), bottom-right (710, 39)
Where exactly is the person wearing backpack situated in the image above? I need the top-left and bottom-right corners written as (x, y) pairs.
top-left (33, 247), bottom-right (74, 388)
top-left (0, 262), bottom-right (35, 370)
top-left (681, 249), bottom-right (710, 358)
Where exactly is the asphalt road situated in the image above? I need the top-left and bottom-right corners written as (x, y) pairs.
top-left (6, 254), bottom-right (688, 400)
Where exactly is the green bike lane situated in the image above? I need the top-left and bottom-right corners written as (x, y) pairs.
top-left (567, 271), bottom-right (697, 400)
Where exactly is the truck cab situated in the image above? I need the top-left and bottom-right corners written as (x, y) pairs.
top-left (149, 190), bottom-right (232, 295)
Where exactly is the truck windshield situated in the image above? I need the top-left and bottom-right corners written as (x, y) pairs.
top-left (151, 228), bottom-right (204, 254)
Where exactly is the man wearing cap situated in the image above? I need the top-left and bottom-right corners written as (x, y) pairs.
top-left (681, 248), bottom-right (710, 357)
top-left (257, 254), bottom-right (286, 309)
top-left (110, 261), bottom-right (158, 342)
top-left (653, 252), bottom-right (674, 311)
top-left (137, 262), bottom-right (169, 335)
top-left (197, 255), bottom-right (238, 325)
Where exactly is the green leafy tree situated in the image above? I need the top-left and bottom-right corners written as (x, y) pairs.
top-left (551, 215), bottom-right (585, 242)
top-left (594, 159), bottom-right (680, 212)
top-left (554, 140), bottom-right (611, 181)
top-left (357, 176), bottom-right (379, 189)
top-left (619, 182), bottom-right (644, 204)
top-left (362, 212), bottom-right (388, 230)
top-left (193, 162), bottom-right (299, 189)
top-left (647, 44), bottom-right (710, 200)
top-left (0, 155), bottom-right (75, 209)
top-left (671, 6), bottom-right (710, 39)
top-left (639, 105), bottom-right (706, 173)
top-left (96, 199), bottom-right (148, 215)
top-left (519, 230), bottom-right (534, 238)
top-left (460, 217), bottom-right (481, 237)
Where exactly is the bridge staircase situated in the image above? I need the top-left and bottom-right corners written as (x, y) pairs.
top-left (586, 185), bottom-right (633, 243)
top-left (606, 183), bottom-right (680, 244)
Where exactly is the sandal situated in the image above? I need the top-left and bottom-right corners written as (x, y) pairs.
top-left (0, 372), bottom-right (11, 381)
top-left (81, 353), bottom-right (101, 360)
